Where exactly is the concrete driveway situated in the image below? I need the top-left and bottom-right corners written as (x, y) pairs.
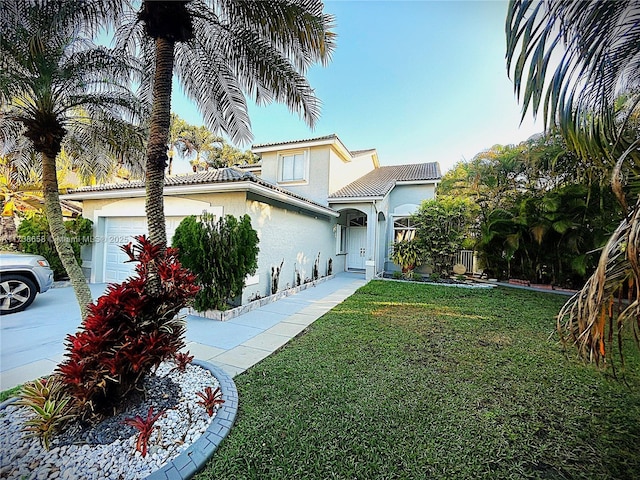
top-left (0, 272), bottom-right (366, 391)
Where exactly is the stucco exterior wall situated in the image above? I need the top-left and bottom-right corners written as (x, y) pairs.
top-left (78, 192), bottom-right (342, 306)
top-left (243, 199), bottom-right (342, 303)
top-left (327, 151), bottom-right (376, 195)
top-left (257, 146), bottom-right (331, 205)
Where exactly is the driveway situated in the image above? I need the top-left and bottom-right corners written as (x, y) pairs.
top-left (0, 283), bottom-right (107, 390)
top-left (0, 272), bottom-right (367, 391)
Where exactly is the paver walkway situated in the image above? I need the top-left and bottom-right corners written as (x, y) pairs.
top-left (0, 272), bottom-right (366, 390)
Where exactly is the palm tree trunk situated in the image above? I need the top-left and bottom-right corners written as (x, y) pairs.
top-left (145, 36), bottom-right (174, 250)
top-left (42, 151), bottom-right (93, 318)
top-left (144, 36), bottom-right (174, 295)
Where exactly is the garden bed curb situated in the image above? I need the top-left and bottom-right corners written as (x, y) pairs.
top-left (0, 360), bottom-right (239, 480)
top-left (187, 274), bottom-right (335, 321)
top-left (145, 360), bottom-right (238, 480)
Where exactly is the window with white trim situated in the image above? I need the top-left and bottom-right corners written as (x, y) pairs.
top-left (393, 217), bottom-right (416, 242)
top-left (336, 224), bottom-right (348, 254)
top-left (280, 152), bottom-right (306, 182)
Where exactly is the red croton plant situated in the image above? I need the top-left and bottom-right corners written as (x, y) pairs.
top-left (57, 236), bottom-right (200, 421)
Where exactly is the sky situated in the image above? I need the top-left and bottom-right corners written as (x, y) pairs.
top-left (171, 0), bottom-right (543, 175)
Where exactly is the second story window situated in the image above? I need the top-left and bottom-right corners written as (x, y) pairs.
top-left (280, 152), bottom-right (306, 182)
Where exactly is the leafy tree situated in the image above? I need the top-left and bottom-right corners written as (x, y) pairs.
top-left (412, 197), bottom-right (477, 276)
top-left (17, 212), bottom-right (93, 280)
top-left (507, 0), bottom-right (640, 363)
top-left (0, 1), bottom-right (144, 317)
top-left (173, 213), bottom-right (259, 311)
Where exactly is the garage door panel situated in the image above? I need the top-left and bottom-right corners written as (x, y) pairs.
top-left (103, 217), bottom-right (184, 283)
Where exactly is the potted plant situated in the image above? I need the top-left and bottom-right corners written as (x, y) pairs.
top-left (391, 240), bottom-right (424, 273)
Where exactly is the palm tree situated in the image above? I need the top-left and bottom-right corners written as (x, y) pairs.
top-left (506, 0), bottom-right (640, 363)
top-left (114, 0), bottom-right (335, 255)
top-left (0, 1), bottom-right (144, 318)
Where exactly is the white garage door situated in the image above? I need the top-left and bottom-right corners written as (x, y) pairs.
top-left (103, 216), bottom-right (185, 283)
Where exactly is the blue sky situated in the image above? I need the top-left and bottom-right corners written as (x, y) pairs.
top-left (172, 0), bottom-right (542, 174)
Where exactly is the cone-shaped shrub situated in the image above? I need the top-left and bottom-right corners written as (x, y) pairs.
top-left (57, 236), bottom-right (199, 421)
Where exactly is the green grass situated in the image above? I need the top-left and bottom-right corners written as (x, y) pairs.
top-left (0, 385), bottom-right (21, 403)
top-left (195, 281), bottom-right (640, 480)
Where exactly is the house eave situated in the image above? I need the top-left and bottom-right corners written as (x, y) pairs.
top-left (328, 196), bottom-right (385, 204)
top-left (61, 181), bottom-right (340, 219)
top-left (395, 179), bottom-right (441, 186)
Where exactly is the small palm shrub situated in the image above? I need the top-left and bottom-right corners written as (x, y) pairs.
top-left (57, 236), bottom-right (199, 421)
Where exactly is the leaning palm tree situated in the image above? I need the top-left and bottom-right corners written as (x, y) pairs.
top-left (0, 1), bottom-right (145, 317)
top-left (114, 0), bottom-right (335, 256)
top-left (506, 1), bottom-right (640, 364)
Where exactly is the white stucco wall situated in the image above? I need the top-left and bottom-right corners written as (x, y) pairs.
top-left (78, 192), bottom-right (343, 305)
top-left (327, 150), bottom-right (376, 195)
top-left (243, 199), bottom-right (343, 303)
top-left (257, 146), bottom-right (331, 205)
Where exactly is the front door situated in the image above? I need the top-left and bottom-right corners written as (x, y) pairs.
top-left (347, 227), bottom-right (367, 270)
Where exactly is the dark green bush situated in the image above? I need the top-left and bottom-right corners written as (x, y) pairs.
top-left (173, 213), bottom-right (259, 310)
top-left (17, 212), bottom-right (92, 280)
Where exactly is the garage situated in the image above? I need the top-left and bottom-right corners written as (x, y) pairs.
top-left (102, 216), bottom-right (186, 283)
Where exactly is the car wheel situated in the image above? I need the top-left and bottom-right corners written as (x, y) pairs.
top-left (0, 274), bottom-right (38, 314)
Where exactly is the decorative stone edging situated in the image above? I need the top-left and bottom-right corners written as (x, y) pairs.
top-left (145, 360), bottom-right (238, 480)
top-left (187, 274), bottom-right (336, 321)
top-left (0, 360), bottom-right (238, 480)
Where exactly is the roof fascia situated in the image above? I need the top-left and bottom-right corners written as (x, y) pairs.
top-left (328, 195), bottom-right (385, 203)
top-left (61, 181), bottom-right (339, 218)
top-left (395, 179), bottom-right (441, 186)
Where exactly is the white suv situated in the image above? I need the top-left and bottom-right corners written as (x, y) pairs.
top-left (0, 252), bottom-right (54, 314)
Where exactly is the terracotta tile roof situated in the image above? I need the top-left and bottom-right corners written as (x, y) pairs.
top-left (329, 163), bottom-right (441, 199)
top-left (65, 168), bottom-right (332, 211)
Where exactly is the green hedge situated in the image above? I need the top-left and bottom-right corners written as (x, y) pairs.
top-left (173, 213), bottom-right (259, 310)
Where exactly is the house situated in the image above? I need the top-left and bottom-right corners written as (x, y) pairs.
top-left (61, 134), bottom-right (441, 304)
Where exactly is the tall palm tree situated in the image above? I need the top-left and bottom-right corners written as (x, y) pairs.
top-left (0, 1), bottom-right (144, 318)
top-left (115, 0), bottom-right (335, 256)
top-left (506, 0), bottom-right (640, 363)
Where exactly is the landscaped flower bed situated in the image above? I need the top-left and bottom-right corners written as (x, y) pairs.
top-left (187, 274), bottom-right (336, 321)
top-left (0, 360), bottom-right (237, 480)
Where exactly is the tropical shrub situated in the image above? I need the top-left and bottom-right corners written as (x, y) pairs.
top-left (391, 240), bottom-right (424, 273)
top-left (57, 236), bottom-right (199, 421)
top-left (412, 197), bottom-right (476, 277)
top-left (271, 259), bottom-right (284, 295)
top-left (17, 212), bottom-right (93, 279)
top-left (173, 213), bottom-right (259, 311)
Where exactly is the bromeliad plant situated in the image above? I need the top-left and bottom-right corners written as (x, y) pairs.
top-left (196, 386), bottom-right (225, 417)
top-left (57, 236), bottom-right (199, 421)
top-left (16, 376), bottom-right (74, 450)
top-left (123, 406), bottom-right (166, 458)
top-left (171, 351), bottom-right (194, 373)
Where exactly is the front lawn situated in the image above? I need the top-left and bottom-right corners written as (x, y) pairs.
top-left (196, 281), bottom-right (640, 479)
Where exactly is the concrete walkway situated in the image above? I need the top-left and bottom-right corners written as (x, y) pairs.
top-left (0, 272), bottom-right (366, 391)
